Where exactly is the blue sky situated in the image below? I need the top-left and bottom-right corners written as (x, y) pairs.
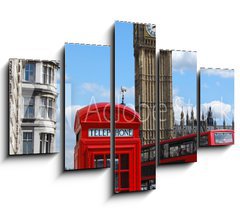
top-left (172, 51), bottom-right (197, 124)
top-left (115, 21), bottom-right (135, 107)
top-left (201, 68), bottom-right (234, 125)
top-left (65, 44), bottom-right (110, 169)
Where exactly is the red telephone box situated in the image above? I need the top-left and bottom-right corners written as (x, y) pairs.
top-left (74, 103), bottom-right (142, 192)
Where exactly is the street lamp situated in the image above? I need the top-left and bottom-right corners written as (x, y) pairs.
top-left (120, 86), bottom-right (127, 105)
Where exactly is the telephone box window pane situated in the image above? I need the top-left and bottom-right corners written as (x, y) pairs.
top-left (120, 172), bottom-right (129, 188)
top-left (106, 154), bottom-right (110, 168)
top-left (120, 154), bottom-right (129, 170)
top-left (94, 155), bottom-right (104, 168)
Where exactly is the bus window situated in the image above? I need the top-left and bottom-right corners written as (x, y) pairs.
top-left (214, 132), bottom-right (233, 144)
top-left (200, 135), bottom-right (208, 147)
top-left (170, 146), bottom-right (179, 157)
top-left (181, 141), bottom-right (194, 155)
top-left (142, 149), bottom-right (149, 162)
top-left (149, 147), bottom-right (155, 161)
top-left (162, 144), bottom-right (169, 159)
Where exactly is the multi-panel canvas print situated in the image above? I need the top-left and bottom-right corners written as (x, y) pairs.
top-left (6, 23), bottom-right (237, 198)
top-left (64, 43), bottom-right (111, 170)
top-left (114, 21), bottom-right (156, 193)
top-left (199, 68), bottom-right (234, 147)
top-left (158, 50), bottom-right (197, 164)
top-left (9, 59), bottom-right (60, 155)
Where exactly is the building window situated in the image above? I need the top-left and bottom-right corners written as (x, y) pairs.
top-left (40, 97), bottom-right (47, 118)
top-left (43, 66), bottom-right (48, 84)
top-left (48, 67), bottom-right (52, 84)
top-left (24, 97), bottom-right (34, 118)
top-left (40, 97), bottom-right (55, 120)
top-left (42, 66), bottom-right (54, 85)
top-left (24, 63), bottom-right (35, 82)
top-left (48, 98), bottom-right (53, 119)
top-left (23, 132), bottom-right (33, 154)
top-left (40, 133), bottom-right (53, 153)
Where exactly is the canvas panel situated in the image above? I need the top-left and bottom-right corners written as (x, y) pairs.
top-left (64, 43), bottom-right (111, 170)
top-left (114, 21), bottom-right (156, 193)
top-left (9, 58), bottom-right (60, 155)
top-left (158, 50), bottom-right (197, 164)
top-left (199, 68), bottom-right (234, 147)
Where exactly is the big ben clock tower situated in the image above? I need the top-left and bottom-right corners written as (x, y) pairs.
top-left (134, 23), bottom-right (156, 145)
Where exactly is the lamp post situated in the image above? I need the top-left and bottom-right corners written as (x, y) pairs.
top-left (120, 86), bottom-right (127, 105)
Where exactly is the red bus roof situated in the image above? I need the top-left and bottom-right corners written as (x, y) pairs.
top-left (200, 129), bottom-right (234, 136)
top-left (160, 133), bottom-right (197, 145)
top-left (142, 143), bottom-right (156, 149)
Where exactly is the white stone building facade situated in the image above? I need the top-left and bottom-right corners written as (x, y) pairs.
top-left (9, 59), bottom-right (59, 155)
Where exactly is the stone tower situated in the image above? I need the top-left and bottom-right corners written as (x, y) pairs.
top-left (159, 50), bottom-right (173, 140)
top-left (207, 106), bottom-right (214, 126)
top-left (134, 23), bottom-right (156, 145)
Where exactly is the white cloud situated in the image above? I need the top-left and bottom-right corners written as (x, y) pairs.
top-left (172, 51), bottom-right (197, 73)
top-left (81, 82), bottom-right (109, 98)
top-left (173, 94), bottom-right (196, 124)
top-left (65, 105), bottom-right (85, 129)
top-left (201, 68), bottom-right (234, 78)
top-left (201, 100), bottom-right (232, 123)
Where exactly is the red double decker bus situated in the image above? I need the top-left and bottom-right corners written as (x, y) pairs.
top-left (141, 143), bottom-right (156, 190)
top-left (199, 129), bottom-right (234, 147)
top-left (159, 133), bottom-right (197, 164)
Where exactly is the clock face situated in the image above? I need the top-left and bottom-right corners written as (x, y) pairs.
top-left (146, 24), bottom-right (156, 37)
